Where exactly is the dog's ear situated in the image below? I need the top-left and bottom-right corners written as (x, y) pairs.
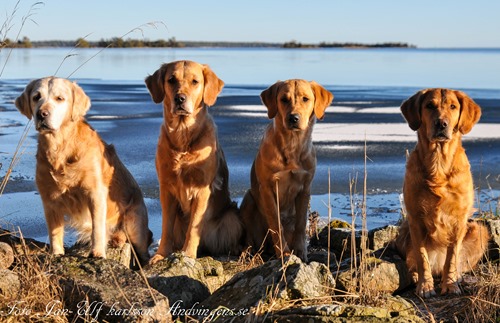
top-left (455, 90), bottom-right (481, 134)
top-left (202, 64), bottom-right (224, 107)
top-left (145, 65), bottom-right (167, 104)
top-left (15, 79), bottom-right (38, 120)
top-left (260, 81), bottom-right (282, 119)
top-left (71, 81), bottom-right (91, 121)
top-left (311, 81), bottom-right (333, 120)
top-left (401, 90), bottom-right (427, 131)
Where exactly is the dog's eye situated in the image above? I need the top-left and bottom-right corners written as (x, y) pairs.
top-left (32, 93), bottom-right (41, 102)
top-left (281, 97), bottom-right (290, 103)
top-left (56, 96), bottom-right (65, 102)
top-left (302, 97), bottom-right (309, 102)
top-left (426, 103), bottom-right (436, 110)
top-left (192, 79), bottom-right (199, 85)
top-left (450, 104), bottom-right (457, 110)
top-left (167, 76), bottom-right (176, 84)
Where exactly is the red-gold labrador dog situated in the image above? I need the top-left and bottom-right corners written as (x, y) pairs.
top-left (145, 60), bottom-right (242, 263)
top-left (241, 79), bottom-right (333, 261)
top-left (396, 88), bottom-right (489, 297)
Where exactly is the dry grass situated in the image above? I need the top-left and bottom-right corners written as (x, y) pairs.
top-left (461, 263), bottom-right (500, 322)
top-left (237, 247), bottom-right (265, 272)
top-left (0, 231), bottom-right (67, 323)
top-left (400, 263), bottom-right (500, 322)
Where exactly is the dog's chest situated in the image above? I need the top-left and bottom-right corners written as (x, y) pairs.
top-left (272, 168), bottom-right (311, 207)
top-left (39, 158), bottom-right (84, 196)
top-left (165, 149), bottom-right (215, 202)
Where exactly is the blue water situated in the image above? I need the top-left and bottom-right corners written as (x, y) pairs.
top-left (1, 47), bottom-right (500, 89)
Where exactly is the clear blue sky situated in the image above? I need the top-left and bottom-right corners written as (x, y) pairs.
top-left (2, 0), bottom-right (500, 48)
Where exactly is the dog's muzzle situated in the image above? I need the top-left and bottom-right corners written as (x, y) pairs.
top-left (287, 113), bottom-right (301, 130)
top-left (35, 109), bottom-right (52, 131)
top-left (432, 119), bottom-right (451, 141)
top-left (174, 93), bottom-right (191, 115)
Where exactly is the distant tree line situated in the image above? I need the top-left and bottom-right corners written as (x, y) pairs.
top-left (1, 36), bottom-right (33, 48)
top-left (284, 40), bottom-right (415, 49)
top-left (1, 36), bottom-right (415, 49)
top-left (0, 37), bottom-right (184, 48)
top-left (318, 41), bottom-right (415, 48)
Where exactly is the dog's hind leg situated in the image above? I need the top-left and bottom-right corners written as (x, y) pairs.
top-left (459, 221), bottom-right (490, 273)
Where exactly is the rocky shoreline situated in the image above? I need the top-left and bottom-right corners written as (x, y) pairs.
top-left (0, 219), bottom-right (499, 322)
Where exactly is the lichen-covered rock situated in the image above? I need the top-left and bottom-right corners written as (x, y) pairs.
top-left (261, 298), bottom-right (425, 323)
top-left (368, 225), bottom-right (400, 251)
top-left (0, 269), bottom-right (20, 298)
top-left (197, 256), bottom-right (235, 293)
top-left (0, 242), bottom-right (14, 269)
top-left (309, 222), bottom-right (400, 258)
top-left (145, 254), bottom-right (240, 306)
top-left (50, 255), bottom-right (171, 322)
top-left (67, 241), bottom-right (133, 268)
top-left (309, 225), bottom-right (360, 257)
top-left (145, 253), bottom-right (211, 308)
top-left (335, 249), bottom-right (411, 294)
top-left (199, 255), bottom-right (335, 319)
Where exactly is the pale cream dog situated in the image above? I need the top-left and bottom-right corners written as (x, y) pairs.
top-left (15, 77), bottom-right (152, 264)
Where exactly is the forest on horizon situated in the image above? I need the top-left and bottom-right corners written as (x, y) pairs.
top-left (1, 36), bottom-right (416, 49)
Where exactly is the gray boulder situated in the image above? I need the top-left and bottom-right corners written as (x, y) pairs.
top-left (50, 255), bottom-right (171, 322)
top-left (198, 255), bottom-right (334, 321)
top-left (369, 225), bottom-right (400, 251)
top-left (261, 296), bottom-right (425, 322)
top-left (309, 221), bottom-right (399, 257)
top-left (146, 253), bottom-right (210, 310)
top-left (334, 249), bottom-right (412, 294)
top-left (67, 241), bottom-right (133, 268)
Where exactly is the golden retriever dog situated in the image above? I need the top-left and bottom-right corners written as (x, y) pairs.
top-left (396, 88), bottom-right (489, 297)
top-left (240, 79), bottom-right (333, 261)
top-left (145, 60), bottom-right (242, 263)
top-left (15, 77), bottom-right (152, 264)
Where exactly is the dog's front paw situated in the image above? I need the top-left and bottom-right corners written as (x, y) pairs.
top-left (441, 281), bottom-right (461, 295)
top-left (51, 244), bottom-right (65, 256)
top-left (416, 280), bottom-right (436, 298)
top-left (181, 249), bottom-right (197, 259)
top-left (51, 249), bottom-right (65, 256)
top-left (149, 253), bottom-right (165, 265)
top-left (180, 243), bottom-right (198, 259)
top-left (89, 250), bottom-right (106, 259)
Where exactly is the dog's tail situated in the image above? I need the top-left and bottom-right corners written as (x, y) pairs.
top-left (203, 201), bottom-right (244, 256)
top-left (460, 220), bottom-right (490, 272)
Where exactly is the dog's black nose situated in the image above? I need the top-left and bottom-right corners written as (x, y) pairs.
top-left (174, 94), bottom-right (187, 104)
top-left (436, 119), bottom-right (448, 130)
top-left (288, 113), bottom-right (300, 125)
top-left (37, 109), bottom-right (49, 119)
